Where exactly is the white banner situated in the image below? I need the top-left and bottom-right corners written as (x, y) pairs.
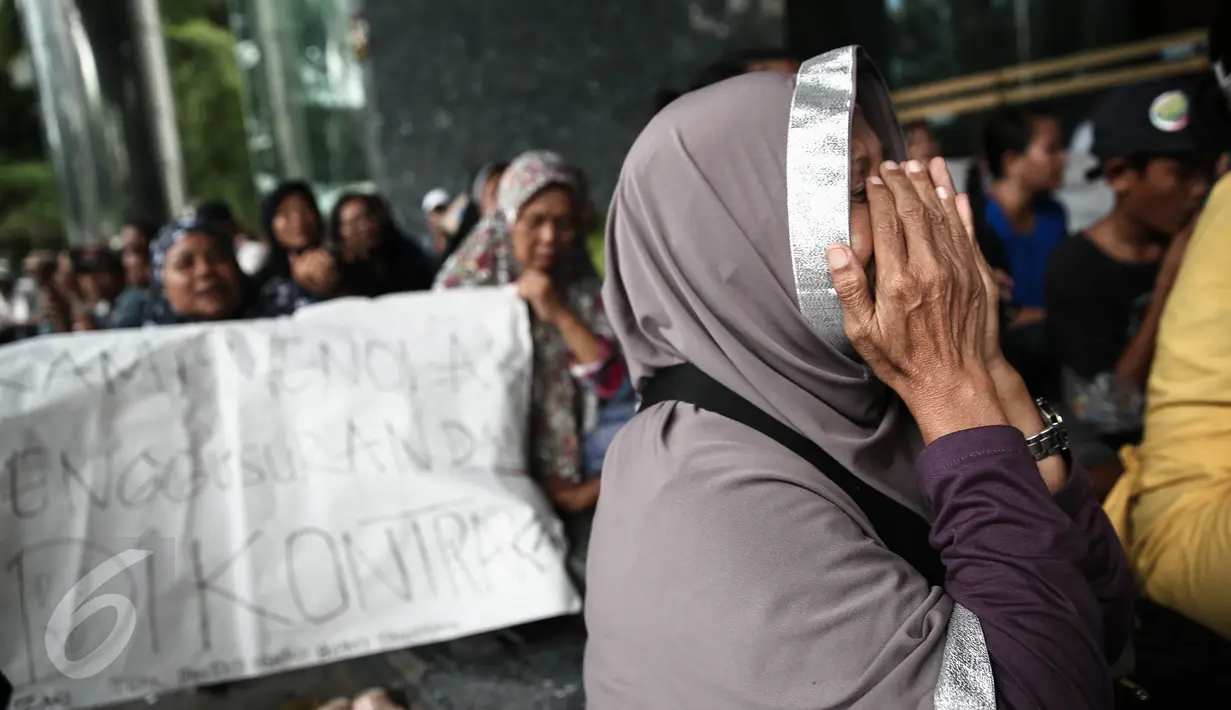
top-left (0, 288), bottom-right (579, 710)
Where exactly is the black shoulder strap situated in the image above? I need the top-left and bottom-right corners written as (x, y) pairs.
top-left (640, 363), bottom-right (946, 589)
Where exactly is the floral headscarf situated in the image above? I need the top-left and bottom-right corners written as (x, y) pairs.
top-left (144, 217), bottom-right (254, 326)
top-left (435, 151), bottom-right (613, 486)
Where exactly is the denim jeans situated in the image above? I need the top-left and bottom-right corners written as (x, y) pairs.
top-left (583, 395), bottom-right (637, 478)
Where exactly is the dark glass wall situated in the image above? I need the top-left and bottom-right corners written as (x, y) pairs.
top-left (229, 0), bottom-right (375, 210)
top-left (359, 0), bottom-right (785, 232)
top-left (355, 0), bottom-right (1217, 229)
top-left (787, 0), bottom-right (1216, 155)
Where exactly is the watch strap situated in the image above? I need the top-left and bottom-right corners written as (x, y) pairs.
top-left (1025, 398), bottom-right (1069, 462)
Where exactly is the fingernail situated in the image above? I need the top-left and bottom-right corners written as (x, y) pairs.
top-left (936, 186), bottom-right (950, 199)
top-left (881, 160), bottom-right (899, 171)
top-left (825, 244), bottom-right (849, 269)
top-left (869, 176), bottom-right (884, 185)
top-left (906, 160), bottom-right (924, 173)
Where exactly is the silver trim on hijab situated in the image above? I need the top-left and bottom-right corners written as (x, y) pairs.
top-left (937, 604), bottom-right (997, 709)
top-left (786, 46), bottom-right (906, 351)
top-left (788, 47), bottom-right (996, 709)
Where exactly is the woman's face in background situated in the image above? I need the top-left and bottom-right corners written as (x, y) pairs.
top-left (55, 251), bottom-right (74, 279)
top-left (511, 186), bottom-right (577, 272)
top-left (273, 193), bottom-right (321, 250)
top-left (163, 231), bottom-right (244, 320)
top-left (849, 106), bottom-right (886, 271)
top-left (1016, 115), bottom-right (1067, 193)
top-left (337, 197), bottom-right (380, 258)
top-left (122, 227), bottom-right (151, 288)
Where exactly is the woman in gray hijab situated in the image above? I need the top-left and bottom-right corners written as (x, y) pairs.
top-left (585, 48), bottom-right (1132, 709)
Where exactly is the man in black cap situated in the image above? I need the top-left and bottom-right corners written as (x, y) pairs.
top-left (1043, 76), bottom-right (1211, 453)
top-left (1095, 5), bottom-right (1231, 701)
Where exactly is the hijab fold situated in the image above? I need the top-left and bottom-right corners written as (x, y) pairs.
top-left (436, 151), bottom-right (613, 486)
top-left (603, 50), bottom-right (928, 518)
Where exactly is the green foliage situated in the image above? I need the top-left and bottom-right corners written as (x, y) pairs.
top-left (587, 223), bottom-right (605, 278)
top-left (165, 17), bottom-right (258, 223)
top-left (0, 0), bottom-right (258, 248)
top-left (0, 157), bottom-right (61, 243)
top-left (0, 0), bottom-right (61, 245)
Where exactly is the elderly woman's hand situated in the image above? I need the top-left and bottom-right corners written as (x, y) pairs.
top-left (827, 159), bottom-right (1007, 443)
top-left (516, 269), bottom-right (567, 323)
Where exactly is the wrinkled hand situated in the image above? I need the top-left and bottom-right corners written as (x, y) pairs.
top-left (290, 248), bottom-right (341, 295)
top-left (516, 269), bottom-right (566, 323)
top-left (929, 164), bottom-right (1008, 368)
top-left (827, 159), bottom-right (1005, 442)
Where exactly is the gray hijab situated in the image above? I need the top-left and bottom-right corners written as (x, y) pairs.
top-left (602, 47), bottom-right (927, 518)
top-left (587, 46), bottom-right (992, 710)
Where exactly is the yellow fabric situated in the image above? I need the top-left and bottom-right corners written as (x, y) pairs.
top-left (1104, 175), bottom-right (1231, 638)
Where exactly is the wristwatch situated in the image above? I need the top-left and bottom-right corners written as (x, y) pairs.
top-left (1026, 398), bottom-right (1069, 461)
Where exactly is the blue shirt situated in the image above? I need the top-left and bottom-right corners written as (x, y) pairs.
top-left (985, 195), bottom-right (1068, 309)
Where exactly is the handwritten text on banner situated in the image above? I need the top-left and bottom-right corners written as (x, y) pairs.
top-left (0, 288), bottom-right (579, 710)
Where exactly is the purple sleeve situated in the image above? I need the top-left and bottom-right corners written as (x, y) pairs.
top-left (1052, 460), bottom-right (1135, 664)
top-left (917, 426), bottom-right (1113, 710)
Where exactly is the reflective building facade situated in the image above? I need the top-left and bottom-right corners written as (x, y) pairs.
top-left (358, 0), bottom-right (783, 231)
top-left (19, 0), bottom-right (1218, 241)
top-left (229, 0), bottom-right (375, 211)
top-left (17, 0), bottom-right (184, 245)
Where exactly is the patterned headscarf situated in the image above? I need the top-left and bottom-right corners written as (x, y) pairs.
top-left (144, 216), bottom-right (253, 326)
top-left (435, 150), bottom-right (613, 486)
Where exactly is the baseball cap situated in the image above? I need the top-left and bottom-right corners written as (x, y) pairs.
top-left (421, 188), bottom-right (451, 213)
top-left (75, 245), bottom-right (123, 274)
top-left (1086, 77), bottom-right (1201, 179)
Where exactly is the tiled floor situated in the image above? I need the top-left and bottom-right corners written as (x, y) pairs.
top-left (112, 617), bottom-right (586, 710)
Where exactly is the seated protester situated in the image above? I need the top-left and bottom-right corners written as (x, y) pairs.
top-left (421, 187), bottom-right (453, 255)
top-left (143, 217), bottom-right (263, 325)
top-left (0, 266), bottom-right (19, 344)
top-left (978, 105), bottom-right (1070, 321)
top-left (12, 251), bottom-right (58, 336)
top-left (73, 246), bottom-right (126, 331)
top-left (470, 161), bottom-right (509, 219)
top-left (1103, 8), bottom-right (1231, 669)
top-left (965, 107), bottom-right (1070, 399)
top-left (110, 218), bottom-right (157, 328)
top-left (435, 150), bottom-right (633, 522)
top-left (330, 192), bottom-right (435, 297)
top-left (1045, 78), bottom-right (1209, 458)
top-left (259, 181), bottom-right (342, 315)
top-left (904, 119), bottom-right (941, 164)
top-left (436, 193), bottom-right (478, 265)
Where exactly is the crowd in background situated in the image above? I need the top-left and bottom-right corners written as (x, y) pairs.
top-left (1, 33), bottom-right (1231, 708)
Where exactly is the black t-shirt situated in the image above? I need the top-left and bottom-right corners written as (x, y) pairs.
top-left (1044, 233), bottom-right (1160, 379)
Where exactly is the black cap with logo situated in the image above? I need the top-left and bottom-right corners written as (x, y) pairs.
top-left (1087, 77), bottom-right (1201, 179)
